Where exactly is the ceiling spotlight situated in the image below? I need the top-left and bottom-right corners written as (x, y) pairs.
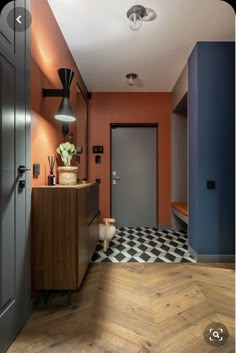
top-left (126, 73), bottom-right (138, 86)
top-left (127, 5), bottom-right (145, 31)
top-left (126, 5), bottom-right (156, 31)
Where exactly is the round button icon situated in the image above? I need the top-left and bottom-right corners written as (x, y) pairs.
top-left (204, 322), bottom-right (229, 347)
top-left (7, 7), bottom-right (32, 32)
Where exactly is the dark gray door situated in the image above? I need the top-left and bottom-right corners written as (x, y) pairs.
top-left (111, 126), bottom-right (157, 227)
top-left (0, 1), bottom-right (31, 352)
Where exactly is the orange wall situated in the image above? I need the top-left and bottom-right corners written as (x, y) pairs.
top-left (31, 0), bottom-right (87, 186)
top-left (88, 93), bottom-right (172, 226)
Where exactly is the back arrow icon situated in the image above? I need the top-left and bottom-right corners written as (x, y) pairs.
top-left (16, 15), bottom-right (22, 24)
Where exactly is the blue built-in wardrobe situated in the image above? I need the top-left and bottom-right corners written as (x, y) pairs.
top-left (188, 42), bottom-right (235, 261)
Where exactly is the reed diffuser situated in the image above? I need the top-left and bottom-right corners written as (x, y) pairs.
top-left (48, 156), bottom-right (56, 185)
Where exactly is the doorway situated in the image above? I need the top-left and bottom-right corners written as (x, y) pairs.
top-left (111, 124), bottom-right (157, 227)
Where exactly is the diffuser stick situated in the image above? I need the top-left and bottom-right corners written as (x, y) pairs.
top-left (48, 156), bottom-right (56, 185)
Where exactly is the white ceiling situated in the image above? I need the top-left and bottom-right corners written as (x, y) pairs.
top-left (47, 0), bottom-right (234, 92)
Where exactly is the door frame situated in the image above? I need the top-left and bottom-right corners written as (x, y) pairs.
top-left (0, 0), bottom-right (31, 351)
top-left (110, 123), bottom-right (159, 226)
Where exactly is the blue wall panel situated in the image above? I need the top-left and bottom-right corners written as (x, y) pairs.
top-left (188, 45), bottom-right (199, 252)
top-left (188, 42), bottom-right (235, 255)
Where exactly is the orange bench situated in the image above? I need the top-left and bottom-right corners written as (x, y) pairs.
top-left (172, 202), bottom-right (188, 224)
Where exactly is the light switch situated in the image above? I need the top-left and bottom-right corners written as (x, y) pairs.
top-left (207, 180), bottom-right (216, 189)
top-left (33, 163), bottom-right (40, 176)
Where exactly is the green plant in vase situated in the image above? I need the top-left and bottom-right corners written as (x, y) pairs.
top-left (56, 142), bottom-right (78, 185)
top-left (56, 142), bottom-right (76, 166)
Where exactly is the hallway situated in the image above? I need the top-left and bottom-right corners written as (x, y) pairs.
top-left (8, 263), bottom-right (235, 353)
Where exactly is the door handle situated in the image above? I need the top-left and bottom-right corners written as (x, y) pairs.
top-left (18, 165), bottom-right (31, 174)
top-left (112, 171), bottom-right (120, 182)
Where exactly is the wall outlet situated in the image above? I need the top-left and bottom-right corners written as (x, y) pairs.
top-left (95, 155), bottom-right (101, 164)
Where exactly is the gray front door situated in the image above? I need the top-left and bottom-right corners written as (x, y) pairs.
top-left (0, 1), bottom-right (31, 352)
top-left (111, 125), bottom-right (157, 227)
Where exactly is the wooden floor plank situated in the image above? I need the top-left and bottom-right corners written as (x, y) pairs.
top-left (7, 263), bottom-right (235, 353)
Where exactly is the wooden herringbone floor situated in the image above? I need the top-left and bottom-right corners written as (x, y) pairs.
top-left (8, 264), bottom-right (235, 353)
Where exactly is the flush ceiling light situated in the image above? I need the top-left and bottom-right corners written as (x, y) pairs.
top-left (126, 5), bottom-right (156, 31)
top-left (43, 68), bottom-right (76, 122)
top-left (126, 73), bottom-right (138, 86)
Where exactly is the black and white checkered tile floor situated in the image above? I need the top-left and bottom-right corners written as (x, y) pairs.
top-left (91, 227), bottom-right (195, 263)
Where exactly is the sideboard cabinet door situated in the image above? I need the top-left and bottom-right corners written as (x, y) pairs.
top-left (32, 184), bottom-right (99, 291)
top-left (32, 188), bottom-right (77, 290)
top-left (88, 183), bottom-right (99, 224)
top-left (77, 187), bottom-right (89, 287)
top-left (88, 215), bottom-right (99, 260)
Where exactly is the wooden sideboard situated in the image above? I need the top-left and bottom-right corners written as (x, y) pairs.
top-left (31, 183), bottom-right (99, 291)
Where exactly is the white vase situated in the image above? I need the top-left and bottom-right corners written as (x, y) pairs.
top-left (58, 166), bottom-right (78, 185)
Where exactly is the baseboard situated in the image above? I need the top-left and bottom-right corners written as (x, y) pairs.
top-left (188, 245), bottom-right (235, 263)
top-left (158, 224), bottom-right (172, 230)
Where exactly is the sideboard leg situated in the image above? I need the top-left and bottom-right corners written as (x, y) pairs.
top-left (44, 290), bottom-right (49, 305)
top-left (67, 290), bottom-right (72, 305)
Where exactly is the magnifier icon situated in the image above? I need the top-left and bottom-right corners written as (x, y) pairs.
top-left (213, 331), bottom-right (220, 339)
top-left (205, 323), bottom-right (228, 345)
